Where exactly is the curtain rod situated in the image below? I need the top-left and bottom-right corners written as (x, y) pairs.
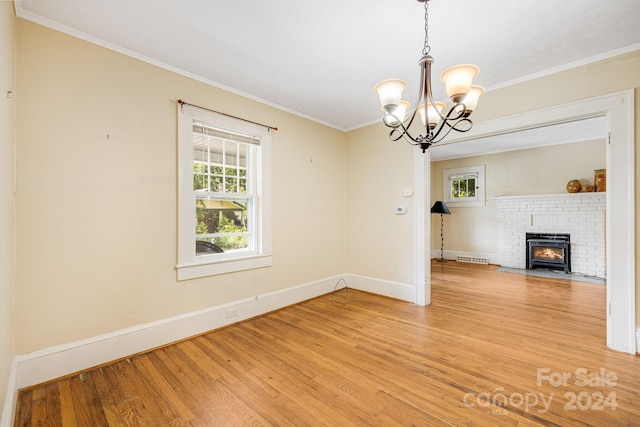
top-left (177, 99), bottom-right (278, 132)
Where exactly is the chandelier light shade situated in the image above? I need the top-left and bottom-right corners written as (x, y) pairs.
top-left (418, 102), bottom-right (445, 129)
top-left (374, 79), bottom-right (407, 112)
top-left (387, 100), bottom-right (410, 125)
top-left (375, 0), bottom-right (485, 152)
top-left (462, 85), bottom-right (486, 114)
top-left (440, 64), bottom-right (479, 102)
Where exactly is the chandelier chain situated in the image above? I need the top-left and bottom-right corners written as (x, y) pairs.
top-left (422, 0), bottom-right (430, 55)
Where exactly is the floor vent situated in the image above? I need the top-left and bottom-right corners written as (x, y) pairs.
top-left (457, 256), bottom-right (489, 265)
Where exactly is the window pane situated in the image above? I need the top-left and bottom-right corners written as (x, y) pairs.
top-left (195, 198), bottom-right (249, 253)
top-left (192, 127), bottom-right (251, 253)
top-left (451, 176), bottom-right (477, 199)
top-left (193, 166), bottom-right (206, 191)
top-left (442, 166), bottom-right (484, 208)
top-left (225, 177), bottom-right (238, 192)
top-left (193, 130), bottom-right (250, 195)
top-left (468, 178), bottom-right (476, 197)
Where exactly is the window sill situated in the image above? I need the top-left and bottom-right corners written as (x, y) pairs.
top-left (176, 254), bottom-right (273, 281)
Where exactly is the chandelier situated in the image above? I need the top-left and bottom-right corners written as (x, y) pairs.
top-left (374, 0), bottom-right (484, 153)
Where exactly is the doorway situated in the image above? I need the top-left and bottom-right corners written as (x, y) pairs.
top-left (415, 90), bottom-right (636, 354)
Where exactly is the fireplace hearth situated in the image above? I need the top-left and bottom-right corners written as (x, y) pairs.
top-left (526, 233), bottom-right (571, 273)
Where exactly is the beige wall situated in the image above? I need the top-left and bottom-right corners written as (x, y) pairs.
top-left (345, 124), bottom-right (415, 285)
top-left (0, 1), bottom-right (16, 412)
top-left (14, 19), bottom-right (347, 353)
top-left (431, 139), bottom-right (606, 255)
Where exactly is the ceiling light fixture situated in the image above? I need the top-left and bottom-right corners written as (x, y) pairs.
top-left (374, 0), bottom-right (485, 153)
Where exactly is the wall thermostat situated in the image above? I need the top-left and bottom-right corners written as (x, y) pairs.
top-left (395, 207), bottom-right (406, 214)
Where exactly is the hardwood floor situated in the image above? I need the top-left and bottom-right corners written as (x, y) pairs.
top-left (14, 262), bottom-right (640, 426)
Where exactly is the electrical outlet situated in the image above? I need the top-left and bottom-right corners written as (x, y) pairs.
top-left (226, 308), bottom-right (239, 319)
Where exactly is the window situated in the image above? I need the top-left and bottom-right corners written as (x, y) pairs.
top-left (177, 105), bottom-right (272, 280)
top-left (443, 165), bottom-right (485, 207)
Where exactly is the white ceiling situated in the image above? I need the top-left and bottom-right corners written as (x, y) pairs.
top-left (14, 0), bottom-right (640, 132)
top-left (428, 116), bottom-right (608, 161)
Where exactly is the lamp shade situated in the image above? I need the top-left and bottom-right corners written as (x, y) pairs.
top-left (418, 102), bottom-right (446, 128)
top-left (440, 64), bottom-right (479, 103)
top-left (374, 79), bottom-right (407, 112)
top-left (430, 201), bottom-right (451, 214)
top-left (385, 100), bottom-right (410, 125)
top-left (427, 102), bottom-right (446, 128)
top-left (462, 85), bottom-right (485, 114)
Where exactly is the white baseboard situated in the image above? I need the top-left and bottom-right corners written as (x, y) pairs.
top-left (15, 274), bottom-right (345, 389)
top-left (345, 274), bottom-right (415, 303)
top-left (636, 328), bottom-right (640, 354)
top-left (1, 357), bottom-right (18, 427)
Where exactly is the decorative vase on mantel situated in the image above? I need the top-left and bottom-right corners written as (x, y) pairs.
top-left (566, 179), bottom-right (581, 193)
top-left (594, 169), bottom-right (606, 192)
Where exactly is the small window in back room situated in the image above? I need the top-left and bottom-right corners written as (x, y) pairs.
top-left (443, 165), bottom-right (485, 207)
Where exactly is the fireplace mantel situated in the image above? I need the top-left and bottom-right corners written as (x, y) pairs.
top-left (493, 193), bottom-right (605, 277)
top-left (492, 192), bottom-right (605, 201)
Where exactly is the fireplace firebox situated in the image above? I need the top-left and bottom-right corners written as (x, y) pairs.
top-left (525, 233), bottom-right (571, 273)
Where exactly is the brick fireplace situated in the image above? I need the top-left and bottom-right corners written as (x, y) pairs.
top-left (494, 193), bottom-right (605, 278)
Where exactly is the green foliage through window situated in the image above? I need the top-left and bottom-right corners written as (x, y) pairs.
top-left (195, 199), bottom-right (249, 253)
top-left (451, 176), bottom-right (476, 199)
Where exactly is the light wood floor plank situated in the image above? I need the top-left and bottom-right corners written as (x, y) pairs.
top-left (43, 382), bottom-right (61, 427)
top-left (14, 261), bottom-right (640, 426)
top-left (68, 373), bottom-right (107, 426)
top-left (56, 379), bottom-right (78, 427)
top-left (159, 345), bottom-right (239, 425)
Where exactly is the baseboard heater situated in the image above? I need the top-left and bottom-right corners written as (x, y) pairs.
top-left (456, 256), bottom-right (489, 265)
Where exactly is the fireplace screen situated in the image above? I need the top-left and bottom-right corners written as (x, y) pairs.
top-left (532, 247), bottom-right (564, 261)
top-left (525, 233), bottom-right (571, 273)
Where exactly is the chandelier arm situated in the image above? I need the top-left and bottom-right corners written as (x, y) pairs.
top-left (391, 130), bottom-right (421, 147)
top-left (442, 102), bottom-right (467, 123)
top-left (396, 57), bottom-right (428, 132)
top-left (422, 56), bottom-right (437, 139)
top-left (382, 112), bottom-right (403, 128)
top-left (426, 102), bottom-right (469, 143)
top-left (430, 122), bottom-right (457, 144)
top-left (387, 120), bottom-right (422, 145)
top-left (423, 57), bottom-right (458, 126)
top-left (422, 57), bottom-right (438, 117)
top-left (403, 108), bottom-right (419, 132)
top-left (382, 110), bottom-right (419, 141)
top-left (430, 117), bottom-right (473, 143)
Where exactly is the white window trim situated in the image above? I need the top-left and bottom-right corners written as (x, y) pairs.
top-left (177, 105), bottom-right (272, 280)
top-left (443, 165), bottom-right (486, 207)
